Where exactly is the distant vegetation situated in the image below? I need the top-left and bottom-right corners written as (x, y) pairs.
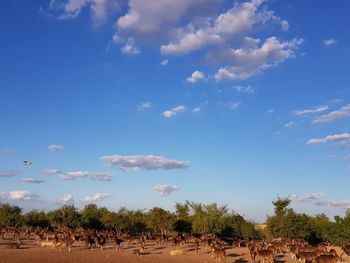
top-left (0, 199), bottom-right (349, 244)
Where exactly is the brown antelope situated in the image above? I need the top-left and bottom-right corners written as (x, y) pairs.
top-left (5, 240), bottom-right (23, 249)
top-left (113, 237), bottom-right (123, 252)
top-left (295, 251), bottom-right (320, 263)
top-left (254, 249), bottom-right (274, 263)
top-left (211, 245), bottom-right (226, 263)
top-left (53, 235), bottom-right (75, 252)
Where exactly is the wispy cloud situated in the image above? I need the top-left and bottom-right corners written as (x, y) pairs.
top-left (139, 101), bottom-right (152, 110)
top-left (233, 85), bottom-right (254, 94)
top-left (292, 192), bottom-right (350, 209)
top-left (313, 104), bottom-right (350, 124)
top-left (160, 59), bottom-right (169, 66)
top-left (284, 121), bottom-right (296, 128)
top-left (192, 107), bottom-right (201, 113)
top-left (154, 184), bottom-right (180, 196)
top-left (43, 169), bottom-right (62, 176)
top-left (121, 38), bottom-right (141, 54)
top-left (307, 133), bottom-right (350, 145)
top-left (60, 171), bottom-right (89, 180)
top-left (292, 105), bottom-right (328, 116)
top-left (48, 144), bottom-right (64, 152)
top-left (101, 154), bottom-right (190, 171)
top-left (0, 170), bottom-right (20, 178)
top-left (323, 38), bottom-right (337, 47)
top-left (20, 177), bottom-right (45, 184)
top-left (89, 172), bottom-right (112, 182)
top-left (81, 193), bottom-right (111, 203)
top-left (162, 105), bottom-right (187, 118)
top-left (227, 101), bottom-right (241, 111)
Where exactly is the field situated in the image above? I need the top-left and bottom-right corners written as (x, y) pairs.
top-left (0, 238), bottom-right (349, 263)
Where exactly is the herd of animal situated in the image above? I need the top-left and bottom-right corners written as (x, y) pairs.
top-left (0, 227), bottom-right (349, 263)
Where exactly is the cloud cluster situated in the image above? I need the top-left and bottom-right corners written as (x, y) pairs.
top-left (233, 85), bottom-right (254, 94)
top-left (307, 133), bottom-right (350, 145)
top-left (0, 170), bottom-right (20, 178)
top-left (0, 190), bottom-right (39, 201)
top-left (154, 184), bottom-right (180, 196)
top-left (48, 144), bottom-right (65, 152)
top-left (89, 172), bottom-right (112, 181)
top-left (60, 171), bottom-right (89, 180)
top-left (101, 154), bottom-right (190, 171)
top-left (51, 0), bottom-right (301, 81)
top-left (292, 193), bottom-right (350, 209)
top-left (81, 193), bottom-right (111, 203)
top-left (323, 38), bottom-right (337, 47)
top-left (139, 102), bottom-right (152, 110)
top-left (187, 71), bottom-right (205, 83)
top-left (313, 104), bottom-right (350, 124)
top-left (162, 105), bottom-right (187, 118)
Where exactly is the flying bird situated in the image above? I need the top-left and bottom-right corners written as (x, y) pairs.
top-left (23, 161), bottom-right (32, 166)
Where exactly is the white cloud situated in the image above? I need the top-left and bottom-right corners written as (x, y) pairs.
top-left (154, 184), bottom-right (180, 196)
top-left (307, 133), bottom-right (350, 145)
top-left (162, 105), bottom-right (187, 118)
top-left (20, 177), bottom-right (45, 184)
top-left (48, 144), bottom-right (64, 152)
top-left (284, 121), bottom-right (295, 128)
top-left (55, 194), bottom-right (74, 205)
top-left (280, 20), bottom-right (289, 31)
top-left (233, 85), bottom-right (254, 94)
top-left (266, 109), bottom-right (275, 113)
top-left (187, 71), bottom-right (205, 83)
top-left (292, 105), bottom-right (329, 116)
top-left (192, 107), bottom-right (201, 113)
top-left (0, 191), bottom-right (39, 201)
top-left (101, 154), bottom-right (190, 171)
top-left (313, 104), bottom-right (350, 124)
top-left (160, 59), bottom-right (169, 66)
top-left (228, 101), bottom-right (241, 111)
top-left (121, 38), bottom-right (141, 54)
top-left (323, 38), bottom-right (337, 47)
top-left (0, 170), bottom-right (20, 178)
top-left (89, 172), bottom-right (112, 181)
top-left (214, 37), bottom-right (303, 81)
top-left (81, 193), bottom-right (110, 203)
top-left (43, 168), bottom-right (62, 175)
top-left (60, 171), bottom-right (89, 180)
top-left (139, 101), bottom-right (152, 110)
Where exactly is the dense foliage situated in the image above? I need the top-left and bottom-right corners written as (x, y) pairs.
top-left (266, 198), bottom-right (350, 245)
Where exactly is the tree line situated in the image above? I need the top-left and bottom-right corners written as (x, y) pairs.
top-left (1, 199), bottom-right (349, 244)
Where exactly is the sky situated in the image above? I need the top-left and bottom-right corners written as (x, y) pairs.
top-left (0, 0), bottom-right (350, 223)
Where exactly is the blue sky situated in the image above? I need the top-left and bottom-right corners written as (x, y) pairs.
top-left (0, 0), bottom-right (350, 222)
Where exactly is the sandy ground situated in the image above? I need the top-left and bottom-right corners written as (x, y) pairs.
top-left (0, 238), bottom-right (349, 263)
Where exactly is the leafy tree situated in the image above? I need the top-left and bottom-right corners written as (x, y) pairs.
top-left (47, 205), bottom-right (81, 228)
top-left (24, 210), bottom-right (49, 228)
top-left (81, 204), bottom-right (108, 229)
top-left (147, 207), bottom-right (174, 234)
top-left (0, 204), bottom-right (22, 227)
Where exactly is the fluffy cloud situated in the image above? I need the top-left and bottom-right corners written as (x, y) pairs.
top-left (55, 194), bottom-right (74, 205)
top-left (89, 172), bottom-right (112, 181)
top-left (154, 184), bottom-right (180, 196)
top-left (81, 193), bottom-right (110, 203)
top-left (293, 105), bottom-right (329, 116)
top-left (101, 154), bottom-right (190, 171)
top-left (233, 85), bottom-right (254, 94)
top-left (60, 171), bottom-right (89, 180)
top-left (307, 133), bottom-right (350, 145)
top-left (121, 38), bottom-right (141, 54)
top-left (48, 144), bottom-right (64, 152)
top-left (160, 59), bottom-right (169, 66)
top-left (20, 177), bottom-right (45, 184)
top-left (162, 105), bottom-right (187, 118)
top-left (292, 193), bottom-right (350, 209)
top-left (323, 38), bottom-right (337, 47)
top-left (284, 121), bottom-right (295, 128)
top-left (313, 104), bottom-right (350, 124)
top-left (214, 37), bottom-right (303, 81)
top-left (187, 71), bottom-right (205, 83)
top-left (0, 170), bottom-right (20, 178)
top-left (0, 191), bottom-right (39, 201)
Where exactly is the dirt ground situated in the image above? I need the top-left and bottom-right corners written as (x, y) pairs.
top-left (0, 238), bottom-right (349, 263)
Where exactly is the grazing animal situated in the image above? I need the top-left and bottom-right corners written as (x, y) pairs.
top-left (211, 245), bottom-right (226, 263)
top-left (5, 240), bottom-right (23, 249)
top-left (113, 237), bottom-right (123, 252)
top-left (254, 249), bottom-right (274, 263)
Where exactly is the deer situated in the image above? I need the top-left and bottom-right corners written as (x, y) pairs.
top-left (254, 248), bottom-right (274, 263)
top-left (211, 244), bottom-right (226, 263)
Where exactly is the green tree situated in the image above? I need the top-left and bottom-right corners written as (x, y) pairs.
top-left (24, 210), bottom-right (49, 228)
top-left (0, 204), bottom-right (22, 227)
